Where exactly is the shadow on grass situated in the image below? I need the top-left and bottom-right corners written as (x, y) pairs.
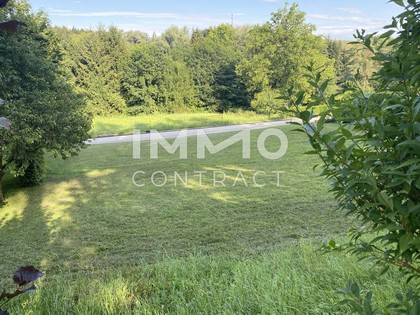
top-left (0, 169), bottom-right (117, 284)
top-left (0, 127), bottom-right (351, 284)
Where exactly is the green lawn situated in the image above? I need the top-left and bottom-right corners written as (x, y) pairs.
top-left (0, 126), bottom-right (409, 314)
top-left (92, 112), bottom-right (283, 137)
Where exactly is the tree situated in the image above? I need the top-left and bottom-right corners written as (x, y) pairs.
top-left (288, 0), bottom-right (420, 312)
top-left (327, 39), bottom-right (354, 88)
top-left (122, 42), bottom-right (168, 113)
top-left (238, 4), bottom-right (335, 112)
top-left (123, 30), bottom-right (149, 45)
top-left (161, 59), bottom-right (199, 113)
top-left (186, 24), bottom-right (250, 111)
top-left (0, 0), bottom-right (91, 204)
top-left (121, 42), bottom-right (198, 113)
top-left (161, 25), bottom-right (190, 49)
top-left (57, 26), bottom-right (129, 115)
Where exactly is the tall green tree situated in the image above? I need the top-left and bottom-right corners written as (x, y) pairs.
top-left (0, 0), bottom-right (91, 203)
top-left (121, 42), bottom-right (167, 113)
top-left (123, 30), bottom-right (149, 45)
top-left (122, 42), bottom-right (198, 113)
top-left (238, 3), bottom-right (335, 113)
top-left (186, 24), bottom-right (250, 112)
top-left (327, 39), bottom-right (354, 87)
top-left (57, 26), bottom-right (129, 115)
top-left (161, 25), bottom-right (190, 49)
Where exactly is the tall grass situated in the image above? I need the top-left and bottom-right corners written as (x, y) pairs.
top-left (6, 243), bottom-right (408, 314)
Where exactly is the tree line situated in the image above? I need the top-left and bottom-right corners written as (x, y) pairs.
top-left (53, 3), bottom-right (381, 116)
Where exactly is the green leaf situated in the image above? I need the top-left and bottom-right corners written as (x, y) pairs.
top-left (379, 30), bottom-right (395, 39)
top-left (291, 128), bottom-right (306, 133)
top-left (397, 159), bottom-right (420, 169)
top-left (335, 137), bottom-right (346, 151)
top-left (378, 191), bottom-right (394, 211)
top-left (295, 92), bottom-right (305, 105)
top-left (319, 80), bottom-right (330, 93)
top-left (317, 112), bottom-right (328, 132)
top-left (389, 0), bottom-right (405, 7)
top-left (341, 128), bottom-right (352, 139)
top-left (379, 265), bottom-right (390, 276)
top-left (399, 233), bottom-right (414, 253)
top-left (350, 283), bottom-right (360, 298)
top-left (299, 111), bottom-right (311, 122)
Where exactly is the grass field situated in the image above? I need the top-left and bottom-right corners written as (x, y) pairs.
top-left (0, 126), bottom-right (409, 313)
top-left (92, 112), bottom-right (282, 137)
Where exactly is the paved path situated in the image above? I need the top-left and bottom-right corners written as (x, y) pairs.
top-left (88, 119), bottom-right (297, 145)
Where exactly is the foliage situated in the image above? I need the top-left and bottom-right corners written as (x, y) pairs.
top-left (251, 88), bottom-right (284, 116)
top-left (288, 0), bottom-right (420, 312)
top-left (161, 25), bottom-right (190, 49)
top-left (336, 281), bottom-right (420, 314)
top-left (237, 3), bottom-right (335, 110)
top-left (0, 266), bottom-right (43, 314)
top-left (15, 150), bottom-right (45, 186)
top-left (121, 42), bottom-right (169, 113)
top-left (0, 0), bottom-right (91, 203)
top-left (48, 5), bottom-right (381, 117)
top-left (327, 39), bottom-right (355, 88)
top-left (186, 24), bottom-right (250, 112)
top-left (57, 26), bottom-right (129, 115)
top-left (123, 30), bottom-right (149, 45)
top-left (122, 42), bottom-right (198, 113)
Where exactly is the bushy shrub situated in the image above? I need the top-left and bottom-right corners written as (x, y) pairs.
top-left (287, 0), bottom-right (420, 313)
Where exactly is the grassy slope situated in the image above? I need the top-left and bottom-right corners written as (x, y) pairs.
top-left (92, 112), bottom-right (282, 136)
top-left (0, 126), bottom-right (408, 313)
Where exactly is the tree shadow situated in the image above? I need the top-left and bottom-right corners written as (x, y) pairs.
top-left (0, 128), bottom-right (351, 287)
top-left (0, 168), bottom-right (116, 286)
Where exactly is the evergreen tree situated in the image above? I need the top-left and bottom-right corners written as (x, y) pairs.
top-left (57, 26), bottom-right (128, 115)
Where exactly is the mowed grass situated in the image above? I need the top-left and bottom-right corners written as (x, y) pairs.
top-left (0, 126), bottom-right (409, 313)
top-left (92, 112), bottom-right (282, 136)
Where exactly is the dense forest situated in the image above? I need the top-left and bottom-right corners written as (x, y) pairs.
top-left (51, 3), bottom-right (382, 116)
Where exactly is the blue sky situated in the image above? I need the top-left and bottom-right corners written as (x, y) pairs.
top-left (29, 0), bottom-right (403, 39)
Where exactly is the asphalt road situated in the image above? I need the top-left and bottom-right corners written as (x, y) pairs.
top-left (88, 119), bottom-right (297, 145)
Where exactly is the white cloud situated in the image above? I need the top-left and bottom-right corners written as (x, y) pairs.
top-left (49, 10), bottom-right (229, 24)
top-left (51, 11), bottom-right (187, 19)
top-left (48, 9), bottom-right (74, 14)
top-left (48, 10), bottom-right (232, 34)
top-left (308, 14), bottom-right (371, 24)
top-left (336, 7), bottom-right (362, 15)
top-left (314, 23), bottom-right (386, 38)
